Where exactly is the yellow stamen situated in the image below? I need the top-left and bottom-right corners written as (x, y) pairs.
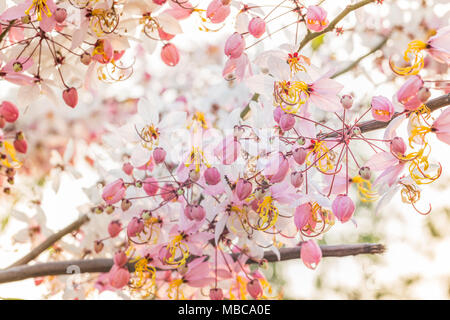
top-left (255, 196), bottom-right (279, 231)
top-left (1, 141), bottom-right (22, 169)
top-left (351, 175), bottom-right (378, 202)
top-left (25, 0), bottom-right (52, 21)
top-left (274, 80), bottom-right (309, 114)
top-left (390, 40), bottom-right (427, 76)
top-left (165, 234), bottom-right (190, 267)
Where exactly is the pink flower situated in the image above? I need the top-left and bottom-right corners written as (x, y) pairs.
top-left (143, 177), bottom-right (159, 196)
top-left (264, 153), bottom-right (289, 183)
top-left (14, 137), bottom-right (27, 153)
top-left (371, 96), bottom-right (394, 122)
top-left (224, 33), bottom-right (245, 59)
top-left (109, 265), bottom-right (130, 289)
top-left (432, 107), bottom-right (450, 145)
top-left (290, 171), bottom-right (304, 188)
top-left (184, 204), bottom-right (206, 221)
top-left (127, 217), bottom-right (145, 238)
top-left (206, 0), bottom-right (231, 23)
top-left (108, 220), bottom-right (122, 238)
top-left (62, 87), bottom-right (78, 108)
top-left (161, 43), bottom-right (180, 66)
top-left (294, 203), bottom-right (312, 230)
top-left (153, 147), bottom-right (167, 164)
top-left (293, 147), bottom-right (307, 165)
top-left (214, 136), bottom-right (240, 165)
top-left (204, 167), bottom-right (221, 185)
top-left (306, 6), bottom-right (329, 32)
top-left (307, 75), bottom-right (344, 112)
top-left (396, 76), bottom-right (424, 111)
top-left (279, 113), bottom-right (296, 131)
top-left (300, 239), bottom-right (322, 269)
top-left (122, 162), bottom-right (133, 175)
top-left (102, 179), bottom-right (126, 204)
top-left (235, 178), bottom-right (252, 201)
top-left (331, 195), bottom-right (355, 223)
top-left (113, 251), bottom-right (128, 267)
top-left (222, 54), bottom-right (251, 81)
top-left (427, 26), bottom-right (450, 64)
top-left (209, 288), bottom-right (224, 300)
top-left (248, 17), bottom-right (266, 38)
top-left (0, 101), bottom-right (19, 122)
top-left (246, 279), bottom-right (263, 299)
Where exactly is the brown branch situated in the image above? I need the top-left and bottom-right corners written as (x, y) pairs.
top-left (7, 214), bottom-right (90, 268)
top-left (296, 0), bottom-right (376, 52)
top-left (0, 243), bottom-right (384, 284)
top-left (331, 35), bottom-right (389, 79)
top-left (322, 93), bottom-right (450, 138)
top-left (0, 20), bottom-right (15, 43)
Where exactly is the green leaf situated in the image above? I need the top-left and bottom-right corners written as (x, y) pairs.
top-left (311, 34), bottom-right (325, 51)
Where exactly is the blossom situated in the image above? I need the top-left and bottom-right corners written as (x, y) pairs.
top-left (102, 179), bottom-right (126, 205)
top-left (371, 96), bottom-right (395, 122)
top-left (306, 6), bottom-right (329, 32)
top-left (300, 239), bottom-right (322, 269)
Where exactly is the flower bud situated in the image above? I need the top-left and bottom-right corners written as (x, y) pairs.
top-left (293, 147), bottom-right (307, 165)
top-left (206, 0), bottom-right (231, 24)
top-left (331, 194), bottom-right (355, 223)
top-left (300, 239), bottom-right (322, 269)
top-left (109, 266), bottom-right (130, 289)
top-left (279, 113), bottom-right (295, 131)
top-left (14, 135), bottom-right (27, 153)
top-left (0, 101), bottom-right (19, 122)
top-left (273, 106), bottom-right (283, 123)
top-left (224, 32), bottom-right (245, 58)
top-left (390, 136), bottom-right (407, 156)
top-left (161, 43), bottom-right (180, 67)
top-left (371, 96), bottom-right (394, 122)
top-left (143, 177), bottom-right (159, 196)
top-left (209, 288), bottom-right (224, 300)
top-left (114, 251), bottom-right (128, 267)
top-left (80, 52), bottom-right (92, 65)
top-left (122, 162), bottom-right (133, 175)
top-left (235, 178), bottom-right (252, 201)
top-left (359, 166), bottom-right (371, 180)
top-left (102, 179), bottom-right (126, 205)
top-left (290, 171), bottom-right (304, 188)
top-left (62, 87), bottom-right (78, 108)
top-left (246, 279), bottom-right (263, 299)
top-left (127, 217), bottom-right (145, 238)
top-left (161, 183), bottom-right (176, 201)
top-left (184, 204), bottom-right (206, 221)
top-left (108, 220), bottom-right (122, 238)
top-left (340, 95), bottom-right (353, 109)
top-left (204, 167), bottom-right (221, 185)
top-left (248, 17), bottom-right (266, 38)
top-left (94, 240), bottom-right (104, 253)
top-left (54, 8), bottom-right (67, 23)
top-left (153, 147), bottom-right (166, 164)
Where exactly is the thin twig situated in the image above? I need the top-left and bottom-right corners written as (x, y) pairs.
top-left (0, 243), bottom-right (385, 284)
top-left (7, 215), bottom-right (90, 268)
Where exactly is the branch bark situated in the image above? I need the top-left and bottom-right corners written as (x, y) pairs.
top-left (296, 0), bottom-right (376, 52)
top-left (7, 214), bottom-right (90, 268)
top-left (0, 243), bottom-right (384, 284)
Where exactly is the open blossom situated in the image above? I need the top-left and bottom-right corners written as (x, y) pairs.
top-left (371, 96), bottom-right (395, 122)
top-left (206, 0), bottom-right (230, 23)
top-left (427, 26), bottom-right (450, 64)
top-left (306, 6), bottom-right (329, 32)
top-left (432, 107), bottom-right (450, 145)
top-left (224, 33), bottom-right (245, 58)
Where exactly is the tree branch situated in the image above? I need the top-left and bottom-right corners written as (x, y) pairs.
top-left (296, 0), bottom-right (376, 52)
top-left (0, 243), bottom-right (384, 284)
top-left (7, 214), bottom-right (90, 268)
top-left (331, 35), bottom-right (389, 79)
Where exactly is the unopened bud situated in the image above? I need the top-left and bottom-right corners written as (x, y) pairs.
top-left (341, 95), bottom-right (353, 109)
top-left (359, 166), bottom-right (371, 180)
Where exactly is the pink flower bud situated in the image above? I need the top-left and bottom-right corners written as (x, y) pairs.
top-left (279, 113), bottom-right (295, 131)
top-left (0, 101), bottom-right (19, 122)
top-left (204, 167), bottom-right (221, 185)
top-left (122, 162), bottom-right (133, 175)
top-left (390, 137), bottom-right (407, 156)
top-left (94, 240), bottom-right (104, 253)
top-left (121, 199), bottom-right (132, 211)
top-left (0, 117), bottom-right (5, 128)
top-left (109, 265), bottom-right (130, 289)
top-left (300, 239), bottom-right (322, 269)
top-left (306, 6), bottom-right (328, 32)
top-left (184, 204), bottom-right (206, 221)
top-left (80, 53), bottom-right (92, 65)
top-left (224, 32), bottom-right (245, 58)
top-left (273, 106), bottom-right (283, 123)
top-left (153, 0), bottom-right (167, 4)
top-left (248, 17), bottom-right (266, 38)
top-left (235, 178), bottom-right (252, 201)
top-left (206, 0), bottom-right (231, 24)
top-left (13, 137), bottom-right (27, 153)
top-left (114, 251), bottom-right (128, 267)
top-left (332, 194), bottom-right (355, 223)
top-left (293, 147), bottom-right (307, 165)
top-left (143, 177), bottom-right (159, 196)
top-left (102, 179), bottom-right (126, 204)
top-left (371, 96), bottom-right (394, 122)
top-left (189, 169), bottom-right (200, 182)
top-left (396, 75), bottom-right (423, 110)
top-left (340, 95), bottom-right (353, 109)
top-left (62, 87), bottom-right (78, 108)
top-left (54, 8), bottom-right (67, 23)
top-left (108, 220), bottom-right (122, 238)
top-left (291, 171), bottom-right (304, 188)
top-left (127, 217), bottom-right (145, 238)
top-left (246, 279), bottom-right (263, 299)
top-left (161, 43), bottom-right (180, 67)
top-left (161, 183), bottom-right (177, 201)
top-left (153, 147), bottom-right (167, 164)
top-left (209, 288), bottom-right (224, 300)
top-left (359, 166), bottom-right (371, 180)
top-left (294, 203), bottom-right (312, 230)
